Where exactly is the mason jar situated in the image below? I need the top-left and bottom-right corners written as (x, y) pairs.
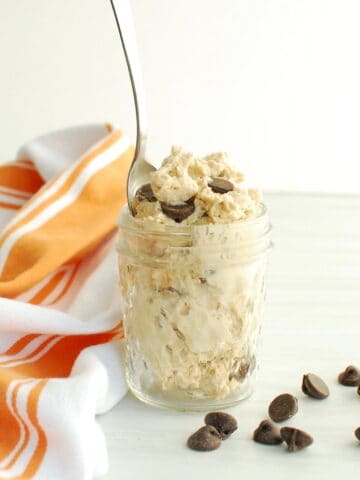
top-left (117, 205), bottom-right (271, 411)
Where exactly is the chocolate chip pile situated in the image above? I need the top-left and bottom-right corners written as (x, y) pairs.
top-left (255, 388), bottom-right (313, 452)
top-left (187, 366), bottom-right (360, 453)
top-left (187, 412), bottom-right (238, 451)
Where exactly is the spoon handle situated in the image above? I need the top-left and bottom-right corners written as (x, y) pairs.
top-left (110, 0), bottom-right (147, 160)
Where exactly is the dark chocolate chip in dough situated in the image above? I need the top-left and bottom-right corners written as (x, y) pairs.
top-left (208, 178), bottom-right (234, 194)
top-left (229, 362), bottom-right (250, 381)
top-left (160, 202), bottom-right (195, 223)
top-left (355, 427), bottom-right (360, 441)
top-left (160, 286), bottom-right (181, 295)
top-left (268, 393), bottom-right (298, 423)
top-left (204, 412), bottom-right (238, 440)
top-left (185, 195), bottom-right (196, 205)
top-left (280, 427), bottom-right (313, 452)
top-left (338, 366), bottom-right (360, 386)
top-left (135, 183), bottom-right (157, 202)
top-left (302, 373), bottom-right (329, 399)
top-left (187, 425), bottom-right (222, 451)
top-left (253, 420), bottom-right (283, 445)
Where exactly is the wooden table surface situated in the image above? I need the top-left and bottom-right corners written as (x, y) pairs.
top-left (99, 192), bottom-right (360, 480)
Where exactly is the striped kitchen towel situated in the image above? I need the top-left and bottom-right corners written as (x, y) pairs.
top-left (0, 124), bottom-right (132, 479)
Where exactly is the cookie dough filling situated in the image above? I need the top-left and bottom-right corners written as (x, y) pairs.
top-left (132, 146), bottom-right (262, 225)
top-left (118, 147), bottom-right (270, 405)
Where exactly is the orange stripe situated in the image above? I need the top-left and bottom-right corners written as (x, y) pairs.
top-left (17, 159), bottom-right (34, 166)
top-left (12, 380), bottom-right (48, 480)
top-left (10, 176), bottom-right (57, 222)
top-left (0, 328), bottom-right (122, 466)
top-left (0, 201), bottom-right (21, 211)
top-left (0, 336), bottom-right (58, 367)
top-left (6, 161), bottom-right (36, 170)
top-left (10, 327), bottom-right (121, 378)
top-left (0, 165), bottom-right (44, 195)
top-left (0, 371), bottom-right (22, 462)
top-left (0, 328), bottom-right (124, 470)
top-left (47, 263), bottom-right (80, 306)
top-left (0, 137), bottom-right (132, 297)
top-left (0, 130), bottom-right (122, 249)
top-left (4, 381), bottom-right (32, 470)
top-left (0, 190), bottom-right (31, 201)
top-left (28, 269), bottom-right (68, 305)
top-left (12, 164), bottom-right (36, 172)
top-left (3, 334), bottom-right (40, 356)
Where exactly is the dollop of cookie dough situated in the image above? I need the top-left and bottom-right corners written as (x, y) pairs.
top-left (132, 147), bottom-right (262, 225)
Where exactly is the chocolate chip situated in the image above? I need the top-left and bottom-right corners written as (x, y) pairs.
top-left (135, 183), bottom-right (157, 202)
top-left (208, 178), bottom-right (234, 194)
top-left (358, 384), bottom-right (360, 396)
top-left (280, 427), bottom-right (313, 452)
top-left (160, 202), bottom-right (195, 223)
top-left (268, 394), bottom-right (298, 423)
top-left (253, 420), bottom-right (283, 445)
top-left (160, 286), bottom-right (181, 295)
top-left (355, 427), bottom-right (360, 441)
top-left (199, 269), bottom-right (216, 284)
top-left (338, 366), bottom-right (360, 386)
top-left (302, 373), bottom-right (329, 399)
top-left (187, 425), bottom-right (222, 451)
top-left (229, 362), bottom-right (250, 381)
top-left (204, 412), bottom-right (238, 440)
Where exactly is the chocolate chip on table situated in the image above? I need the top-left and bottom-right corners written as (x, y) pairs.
top-left (338, 365), bottom-right (360, 386)
top-left (204, 412), bottom-right (238, 440)
top-left (160, 202), bottom-right (195, 223)
top-left (355, 427), bottom-right (360, 441)
top-left (302, 373), bottom-right (330, 399)
top-left (253, 420), bottom-right (283, 445)
top-left (135, 183), bottom-right (157, 202)
top-left (268, 393), bottom-right (298, 423)
top-left (187, 425), bottom-right (222, 451)
top-left (280, 427), bottom-right (313, 452)
top-left (208, 178), bottom-right (234, 194)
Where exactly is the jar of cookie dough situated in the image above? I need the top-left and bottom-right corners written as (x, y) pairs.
top-left (117, 204), bottom-right (272, 411)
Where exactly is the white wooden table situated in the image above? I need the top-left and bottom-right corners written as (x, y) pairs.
top-left (99, 192), bottom-right (360, 480)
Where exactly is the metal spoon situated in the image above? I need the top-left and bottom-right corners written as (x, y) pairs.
top-left (110, 0), bottom-right (155, 215)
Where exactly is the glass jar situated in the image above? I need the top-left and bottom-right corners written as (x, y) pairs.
top-left (117, 205), bottom-right (271, 411)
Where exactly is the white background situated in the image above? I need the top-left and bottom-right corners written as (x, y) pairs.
top-left (1, 0), bottom-right (360, 193)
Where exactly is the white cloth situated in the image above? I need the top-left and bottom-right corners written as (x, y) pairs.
top-left (0, 124), bottom-right (130, 480)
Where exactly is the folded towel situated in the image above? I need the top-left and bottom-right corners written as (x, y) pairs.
top-left (0, 124), bottom-right (132, 479)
